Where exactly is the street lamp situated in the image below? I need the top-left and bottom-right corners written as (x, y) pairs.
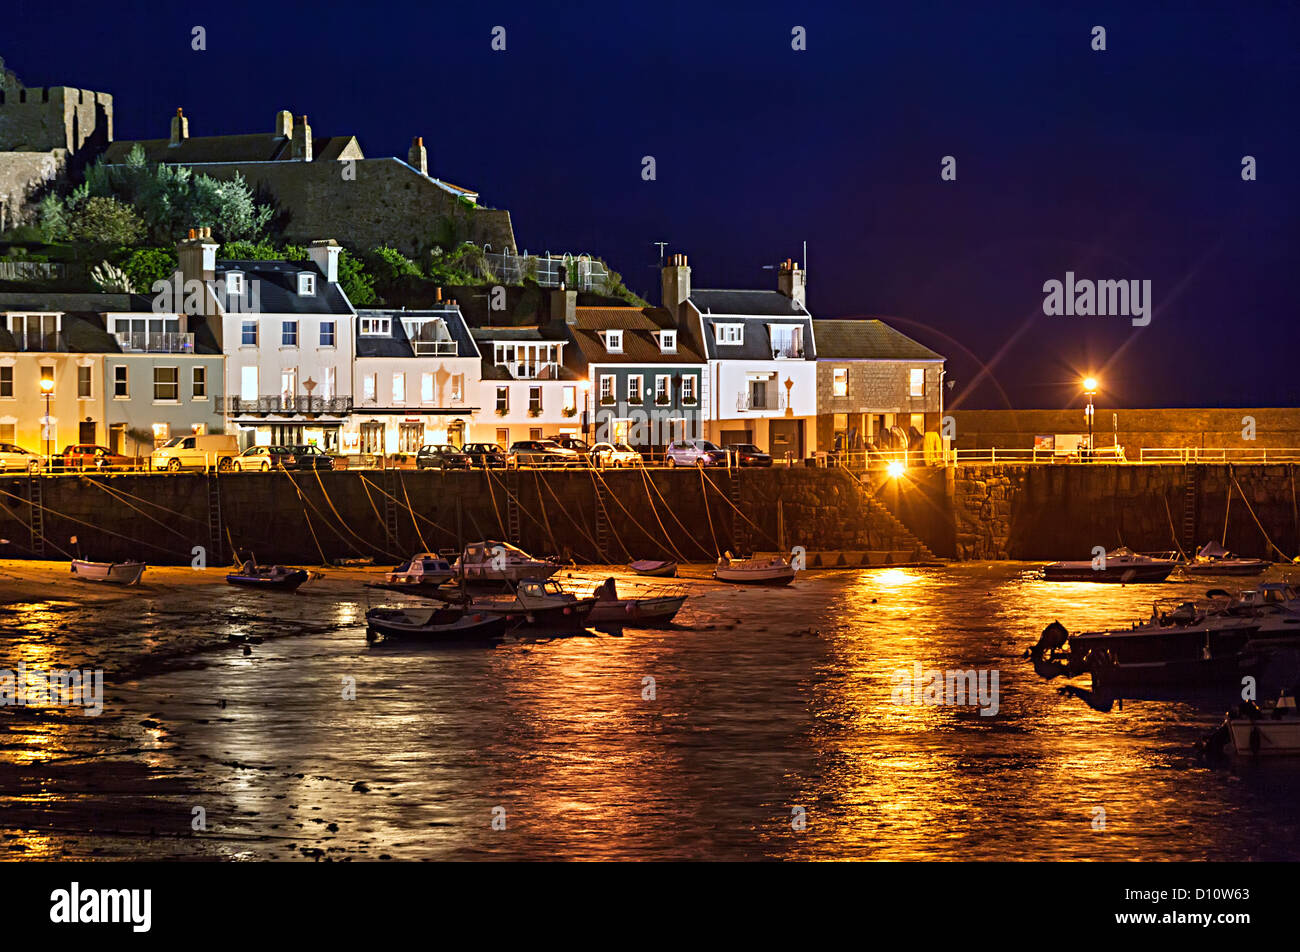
top-left (1082, 376), bottom-right (1099, 460)
top-left (578, 379), bottom-right (591, 443)
top-left (40, 376), bottom-right (54, 463)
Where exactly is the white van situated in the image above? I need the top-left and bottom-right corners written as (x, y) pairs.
top-left (151, 434), bottom-right (239, 472)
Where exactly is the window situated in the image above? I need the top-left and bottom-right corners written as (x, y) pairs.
top-left (910, 368), bottom-right (925, 397)
top-left (241, 321), bottom-right (257, 346)
top-left (282, 320), bottom-right (298, 346)
top-left (320, 321), bottom-right (335, 346)
top-left (240, 366), bottom-right (258, 401)
top-left (659, 330), bottom-right (676, 353)
top-left (528, 386), bottom-right (542, 414)
top-left (655, 375), bottom-right (671, 405)
top-left (605, 330), bottom-right (623, 353)
top-left (6, 314), bottom-right (60, 351)
top-left (0, 423), bottom-right (13, 443)
top-left (451, 374), bottom-right (463, 403)
top-left (40, 365), bottom-right (53, 392)
top-left (749, 379), bottom-right (768, 410)
top-left (496, 428), bottom-right (509, 445)
top-left (599, 375), bottom-right (615, 404)
top-left (281, 368), bottom-right (297, 401)
top-left (227, 273), bottom-right (244, 296)
top-left (392, 373), bottom-right (406, 404)
top-left (770, 324), bottom-right (803, 358)
top-left (153, 367), bottom-right (179, 402)
top-left (529, 427), bottom-right (542, 441)
top-left (112, 365), bottom-right (128, 398)
top-left (321, 367), bottom-right (335, 400)
top-left (298, 273), bottom-right (316, 296)
top-left (562, 385), bottom-right (576, 414)
top-left (193, 366), bottom-right (207, 398)
top-left (715, 323), bottom-right (743, 345)
top-left (77, 365), bottom-right (92, 398)
top-left (627, 375), bottom-right (643, 403)
top-left (362, 373), bottom-right (377, 404)
top-left (833, 368), bottom-right (848, 397)
top-left (0, 366), bottom-right (11, 398)
top-left (495, 386), bottom-right (509, 413)
top-left (421, 373), bottom-right (434, 404)
top-left (681, 375), bottom-right (697, 404)
top-left (359, 317), bottom-right (390, 336)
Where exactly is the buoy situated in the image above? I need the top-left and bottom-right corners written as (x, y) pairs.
top-left (473, 614), bottom-right (483, 622)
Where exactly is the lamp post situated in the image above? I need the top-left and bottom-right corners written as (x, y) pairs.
top-left (578, 379), bottom-right (591, 443)
top-left (40, 376), bottom-right (54, 465)
top-left (1083, 376), bottom-right (1099, 461)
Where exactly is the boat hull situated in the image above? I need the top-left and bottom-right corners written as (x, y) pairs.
top-left (1043, 563), bottom-right (1176, 583)
top-left (226, 570), bottom-right (309, 591)
top-left (1183, 561), bottom-right (1270, 576)
top-left (589, 595), bottom-right (686, 627)
top-left (714, 568), bottom-right (795, 585)
top-left (1228, 719), bottom-right (1300, 755)
top-left (365, 608), bottom-right (508, 645)
top-left (70, 560), bottom-right (146, 585)
top-left (470, 597), bottom-right (596, 632)
top-left (630, 560), bottom-right (678, 578)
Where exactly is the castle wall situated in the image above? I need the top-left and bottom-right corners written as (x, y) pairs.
top-left (0, 150), bottom-right (64, 229)
top-left (0, 86), bottom-right (113, 154)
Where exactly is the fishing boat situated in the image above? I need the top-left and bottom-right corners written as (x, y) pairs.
top-left (453, 541), bottom-right (560, 585)
top-left (587, 577), bottom-right (687, 627)
top-left (365, 606), bottom-right (508, 646)
top-left (713, 553), bottom-right (796, 586)
top-left (629, 559), bottom-right (678, 578)
top-left (1203, 693), bottom-right (1300, 757)
top-left (1042, 547), bottom-right (1178, 583)
top-left (70, 559), bottom-right (146, 585)
top-left (1182, 541), bottom-right (1270, 576)
top-left (379, 553), bottom-right (455, 588)
top-left (469, 578), bottom-right (595, 632)
top-left (226, 562), bottom-right (310, 591)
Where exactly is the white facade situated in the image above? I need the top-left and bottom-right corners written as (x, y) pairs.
top-left (470, 335), bottom-right (585, 446)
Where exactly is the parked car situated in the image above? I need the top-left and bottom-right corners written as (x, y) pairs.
top-left (0, 443), bottom-right (41, 473)
top-left (665, 439), bottom-right (728, 467)
top-left (508, 440), bottom-right (580, 468)
top-left (233, 445), bottom-right (296, 472)
top-left (53, 444), bottom-right (132, 472)
top-left (286, 444), bottom-right (336, 471)
top-left (460, 442), bottom-right (509, 468)
top-left (151, 434), bottom-right (239, 472)
top-left (726, 443), bottom-right (773, 467)
top-left (590, 442), bottom-right (643, 468)
top-left (548, 435), bottom-right (594, 461)
top-left (416, 444), bottom-right (471, 470)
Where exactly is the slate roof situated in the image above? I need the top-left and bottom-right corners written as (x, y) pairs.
top-left (354, 308), bottom-right (478, 359)
top-left (104, 134), bottom-right (361, 165)
top-left (689, 289), bottom-right (810, 317)
top-left (470, 324), bottom-right (584, 381)
top-left (0, 297), bottom-right (221, 355)
top-left (570, 306), bottom-right (705, 366)
top-left (812, 319), bottom-right (944, 361)
top-left (215, 260), bottom-right (353, 315)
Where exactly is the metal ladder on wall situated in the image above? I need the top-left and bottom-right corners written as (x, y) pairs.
top-left (505, 471), bottom-right (521, 544)
top-left (383, 469), bottom-right (401, 552)
top-left (728, 471), bottom-right (749, 556)
top-left (206, 471), bottom-right (224, 562)
top-left (27, 475), bottom-right (45, 558)
top-left (1180, 464), bottom-right (1200, 553)
top-left (593, 478), bottom-right (613, 561)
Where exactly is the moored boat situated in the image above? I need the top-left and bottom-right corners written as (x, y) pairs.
top-left (226, 562), bottom-right (310, 591)
top-left (587, 577), bottom-right (686, 627)
top-left (454, 541), bottom-right (560, 585)
top-left (365, 606), bottom-right (508, 646)
top-left (1183, 541), bottom-right (1270, 576)
top-left (70, 558), bottom-right (146, 585)
top-left (629, 559), bottom-right (678, 578)
top-left (469, 578), bottom-right (596, 632)
top-left (383, 553), bottom-right (455, 586)
top-left (1203, 693), bottom-right (1300, 756)
top-left (1042, 547), bottom-right (1177, 583)
top-left (713, 553), bottom-right (796, 586)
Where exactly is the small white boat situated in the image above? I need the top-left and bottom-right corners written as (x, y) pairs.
top-left (383, 553), bottom-right (455, 587)
top-left (629, 559), bottom-right (677, 578)
top-left (1042, 547), bottom-right (1177, 583)
top-left (1183, 542), bottom-right (1270, 576)
top-left (1205, 694), bottom-right (1300, 756)
top-left (713, 553), bottom-right (796, 586)
top-left (454, 541), bottom-right (560, 585)
top-left (70, 559), bottom-right (146, 585)
top-left (588, 577), bottom-right (686, 627)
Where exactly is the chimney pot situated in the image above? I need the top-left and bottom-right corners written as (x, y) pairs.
top-left (188, 228), bottom-right (196, 239)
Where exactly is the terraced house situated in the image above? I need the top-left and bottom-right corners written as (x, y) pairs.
top-left (568, 304), bottom-right (706, 449)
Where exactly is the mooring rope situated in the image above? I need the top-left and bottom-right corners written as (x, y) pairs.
top-left (0, 494), bottom-right (73, 559)
top-left (636, 466), bottom-right (693, 562)
top-left (697, 467), bottom-right (781, 548)
top-left (480, 467), bottom-right (508, 539)
top-left (80, 477), bottom-right (193, 542)
top-left (1230, 473), bottom-right (1294, 562)
top-left (356, 474), bottom-right (457, 539)
top-left (699, 466), bottom-right (721, 558)
top-left (277, 467), bottom-right (372, 561)
top-left (359, 474), bottom-right (395, 550)
top-left (1222, 477), bottom-right (1232, 546)
top-left (0, 483), bottom-right (185, 558)
top-left (397, 473), bottom-right (430, 552)
top-left (584, 466), bottom-right (636, 562)
top-left (532, 469), bottom-right (563, 557)
top-left (535, 471), bottom-right (600, 561)
top-left (311, 467), bottom-right (397, 559)
top-left (1162, 491), bottom-right (1188, 560)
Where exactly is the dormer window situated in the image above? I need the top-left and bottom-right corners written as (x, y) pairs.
top-left (226, 272), bottom-right (244, 297)
top-left (605, 330), bottom-right (623, 353)
top-left (359, 317), bottom-right (391, 336)
top-left (715, 323), bottom-right (744, 345)
top-left (298, 272), bottom-right (316, 296)
top-left (659, 330), bottom-right (676, 353)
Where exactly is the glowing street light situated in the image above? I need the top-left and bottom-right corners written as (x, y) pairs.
top-left (40, 376), bottom-right (54, 463)
top-left (887, 460), bottom-right (906, 479)
top-left (1082, 376), bottom-right (1099, 459)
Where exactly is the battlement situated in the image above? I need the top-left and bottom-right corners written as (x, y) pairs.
top-left (0, 85), bottom-right (113, 154)
top-left (0, 86), bottom-right (114, 108)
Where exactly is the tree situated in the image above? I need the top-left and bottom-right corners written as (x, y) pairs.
top-left (118, 247), bottom-right (178, 293)
top-left (338, 250), bottom-right (376, 306)
top-left (67, 196), bottom-right (145, 248)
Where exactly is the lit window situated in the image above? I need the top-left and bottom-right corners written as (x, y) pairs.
top-left (451, 374), bottom-right (463, 403)
top-left (359, 317), bottom-right (390, 336)
top-left (563, 385), bottom-right (576, 413)
top-left (627, 375), bottom-right (643, 402)
top-left (833, 368), bottom-right (848, 397)
top-left (605, 330), bottom-right (623, 353)
top-left (660, 331), bottom-right (676, 353)
top-left (910, 368), bottom-right (925, 397)
top-left (681, 376), bottom-right (697, 404)
top-left (193, 366), bottom-right (207, 398)
top-left (77, 365), bottom-right (92, 399)
top-left (496, 387), bottom-right (509, 413)
top-left (599, 375), bottom-right (615, 403)
top-left (655, 375), bottom-right (670, 404)
top-left (393, 373), bottom-right (406, 404)
top-left (421, 373), bottom-right (434, 403)
top-left (362, 373), bottom-right (377, 403)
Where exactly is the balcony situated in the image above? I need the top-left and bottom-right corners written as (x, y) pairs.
top-left (771, 344), bottom-right (805, 359)
top-left (411, 340), bottom-right (458, 356)
top-left (736, 391), bottom-right (787, 412)
top-left (225, 395), bottom-right (354, 415)
top-left (116, 332), bottom-right (195, 354)
top-left (497, 361), bottom-right (560, 380)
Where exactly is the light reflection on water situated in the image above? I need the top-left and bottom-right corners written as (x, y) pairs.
top-left (6, 563), bottom-right (1300, 860)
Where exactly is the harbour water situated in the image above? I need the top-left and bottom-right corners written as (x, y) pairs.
top-left (2, 560), bottom-right (1299, 861)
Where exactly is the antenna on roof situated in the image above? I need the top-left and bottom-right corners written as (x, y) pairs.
top-left (653, 241), bottom-right (668, 268)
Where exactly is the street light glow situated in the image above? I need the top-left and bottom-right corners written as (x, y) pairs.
top-left (40, 378), bottom-right (54, 393)
top-left (887, 460), bottom-right (906, 478)
top-left (1083, 376), bottom-right (1099, 393)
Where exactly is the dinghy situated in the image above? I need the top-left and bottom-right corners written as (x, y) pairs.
top-left (70, 559), bottom-right (146, 585)
top-left (365, 606), bottom-right (508, 646)
top-left (587, 577), bottom-right (686, 627)
top-left (1203, 693), bottom-right (1300, 757)
top-left (1182, 541), bottom-right (1270, 576)
top-left (226, 562), bottom-right (310, 591)
top-left (629, 559), bottom-right (678, 578)
top-left (713, 553), bottom-right (796, 586)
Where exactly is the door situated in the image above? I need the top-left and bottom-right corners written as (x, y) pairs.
top-left (769, 420), bottom-right (803, 461)
top-left (79, 421), bottom-right (96, 444)
top-left (109, 423), bottom-right (126, 455)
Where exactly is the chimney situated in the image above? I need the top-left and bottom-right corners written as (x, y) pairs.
top-left (308, 239), bottom-right (341, 284)
top-left (169, 107), bottom-right (189, 147)
top-left (661, 252), bottom-right (691, 322)
top-left (291, 115), bottom-right (312, 161)
top-left (434, 287), bottom-right (443, 302)
top-left (777, 257), bottom-right (806, 309)
top-left (176, 227), bottom-right (221, 318)
top-left (274, 110), bottom-right (293, 138)
top-left (408, 136), bottom-right (428, 175)
top-left (550, 287), bottom-right (576, 327)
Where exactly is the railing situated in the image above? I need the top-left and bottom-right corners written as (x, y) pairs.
top-left (771, 346), bottom-right (805, 359)
top-left (481, 252), bottom-right (610, 292)
top-left (497, 361), bottom-right (560, 380)
top-left (1137, 447), bottom-right (1300, 464)
top-left (225, 395), bottom-right (354, 414)
top-left (411, 340), bottom-right (458, 356)
top-left (736, 391), bottom-right (787, 412)
top-left (115, 332), bottom-right (195, 353)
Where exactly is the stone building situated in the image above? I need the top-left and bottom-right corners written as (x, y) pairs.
top-left (104, 109), bottom-right (516, 256)
top-left (811, 318), bottom-right (945, 456)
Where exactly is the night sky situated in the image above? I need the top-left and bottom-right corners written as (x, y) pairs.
top-left (6, 0), bottom-right (1297, 410)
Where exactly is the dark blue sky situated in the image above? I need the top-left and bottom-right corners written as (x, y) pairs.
top-left (7, 0), bottom-right (1297, 409)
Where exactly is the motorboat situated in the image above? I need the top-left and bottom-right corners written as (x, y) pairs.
top-left (1182, 541), bottom-right (1270, 576)
top-left (366, 553), bottom-right (456, 595)
top-left (365, 606), bottom-right (508, 646)
top-left (713, 553), bottom-right (796, 586)
top-left (587, 577), bottom-right (686, 628)
top-left (454, 541), bottom-right (560, 585)
top-left (469, 578), bottom-right (595, 632)
top-left (1203, 693), bottom-right (1300, 757)
top-left (70, 559), bottom-right (146, 585)
top-left (1041, 547), bottom-right (1177, 583)
top-left (629, 559), bottom-right (678, 578)
top-left (226, 562), bottom-right (310, 591)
